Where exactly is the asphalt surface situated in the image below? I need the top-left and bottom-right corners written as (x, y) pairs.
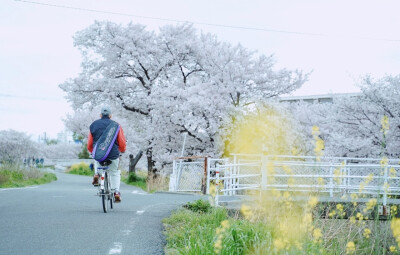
top-left (0, 171), bottom-right (200, 255)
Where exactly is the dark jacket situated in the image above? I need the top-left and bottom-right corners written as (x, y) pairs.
top-left (87, 116), bottom-right (126, 160)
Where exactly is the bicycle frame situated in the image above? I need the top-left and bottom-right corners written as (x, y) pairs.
top-left (99, 168), bottom-right (109, 191)
top-left (97, 166), bottom-right (114, 213)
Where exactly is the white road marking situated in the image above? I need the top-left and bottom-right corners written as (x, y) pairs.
top-left (0, 186), bottom-right (38, 192)
top-left (131, 190), bottom-right (147, 195)
top-left (136, 210), bottom-right (145, 215)
top-left (109, 242), bottom-right (122, 254)
top-left (122, 230), bottom-right (131, 236)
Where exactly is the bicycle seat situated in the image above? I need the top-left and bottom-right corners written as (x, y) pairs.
top-left (99, 159), bottom-right (112, 166)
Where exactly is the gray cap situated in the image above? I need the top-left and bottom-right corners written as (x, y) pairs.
top-left (101, 106), bottom-right (112, 116)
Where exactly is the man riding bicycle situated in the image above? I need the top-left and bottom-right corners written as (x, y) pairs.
top-left (87, 107), bottom-right (126, 202)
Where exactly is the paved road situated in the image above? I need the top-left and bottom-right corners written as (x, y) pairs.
top-left (0, 171), bottom-right (200, 255)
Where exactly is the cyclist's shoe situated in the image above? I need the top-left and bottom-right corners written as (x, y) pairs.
top-left (114, 191), bottom-right (121, 203)
top-left (92, 174), bottom-right (99, 186)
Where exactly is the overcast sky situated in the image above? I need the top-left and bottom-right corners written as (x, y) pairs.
top-left (1, 0), bottom-right (400, 139)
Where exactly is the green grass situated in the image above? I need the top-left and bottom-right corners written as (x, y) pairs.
top-left (0, 167), bottom-right (57, 188)
top-left (67, 163), bottom-right (92, 176)
top-left (163, 203), bottom-right (229, 255)
top-left (164, 199), bottom-right (400, 255)
top-left (163, 203), bottom-right (288, 255)
top-left (122, 172), bottom-right (147, 191)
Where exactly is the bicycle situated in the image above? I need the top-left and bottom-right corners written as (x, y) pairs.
top-left (96, 160), bottom-right (114, 213)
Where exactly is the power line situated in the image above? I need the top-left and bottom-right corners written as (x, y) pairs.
top-left (14, 0), bottom-right (324, 36)
top-left (14, 0), bottom-right (400, 42)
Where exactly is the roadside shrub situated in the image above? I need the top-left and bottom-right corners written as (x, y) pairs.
top-left (0, 172), bottom-right (9, 185)
top-left (0, 168), bottom-right (57, 188)
top-left (123, 172), bottom-right (147, 191)
top-left (128, 172), bottom-right (146, 183)
top-left (68, 163), bottom-right (92, 176)
top-left (183, 199), bottom-right (211, 214)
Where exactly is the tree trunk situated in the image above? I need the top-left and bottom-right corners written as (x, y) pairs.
top-left (129, 150), bottom-right (143, 174)
top-left (146, 148), bottom-right (157, 180)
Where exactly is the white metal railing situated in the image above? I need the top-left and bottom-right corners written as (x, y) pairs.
top-left (212, 155), bottom-right (400, 206)
top-left (169, 154), bottom-right (400, 207)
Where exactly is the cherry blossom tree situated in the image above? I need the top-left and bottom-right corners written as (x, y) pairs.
top-left (289, 74), bottom-right (400, 158)
top-left (0, 130), bottom-right (37, 164)
top-left (60, 21), bottom-right (307, 175)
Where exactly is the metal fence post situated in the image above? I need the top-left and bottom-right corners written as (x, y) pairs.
top-left (329, 164), bottom-right (333, 198)
top-left (233, 155), bottom-right (237, 196)
top-left (261, 156), bottom-right (267, 190)
top-left (344, 160), bottom-right (348, 193)
top-left (169, 160), bottom-right (176, 191)
top-left (384, 165), bottom-right (388, 206)
top-left (206, 157), bottom-right (211, 195)
top-left (215, 166), bottom-right (220, 206)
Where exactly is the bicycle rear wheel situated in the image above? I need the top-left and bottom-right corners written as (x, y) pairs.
top-left (102, 172), bottom-right (110, 213)
top-left (102, 189), bottom-right (108, 213)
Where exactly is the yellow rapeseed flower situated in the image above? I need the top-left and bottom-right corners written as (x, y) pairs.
top-left (390, 245), bottom-right (396, 252)
top-left (303, 213), bottom-right (313, 225)
top-left (271, 188), bottom-right (281, 198)
top-left (240, 204), bottom-right (252, 220)
top-left (214, 238), bottom-right (222, 254)
top-left (274, 238), bottom-right (285, 251)
top-left (390, 168), bottom-right (397, 178)
top-left (314, 137), bottom-right (325, 160)
top-left (312, 125), bottom-right (320, 136)
top-left (282, 165), bottom-right (293, 175)
top-left (336, 203), bottom-right (345, 217)
top-left (328, 210), bottom-right (336, 218)
top-left (220, 220), bottom-right (229, 229)
top-left (315, 138), bottom-right (325, 152)
top-left (308, 196), bottom-right (318, 208)
top-left (364, 198), bottom-right (377, 213)
top-left (392, 206), bottom-right (398, 215)
top-left (313, 228), bottom-right (322, 241)
top-left (283, 191), bottom-right (290, 200)
top-left (359, 183), bottom-right (366, 192)
top-left (365, 174), bottom-right (374, 183)
top-left (349, 216), bottom-right (356, 224)
top-left (209, 184), bottom-right (216, 198)
top-left (363, 228), bottom-right (371, 239)
top-left (334, 169), bottom-right (342, 184)
top-left (381, 157), bottom-right (389, 167)
top-left (391, 218), bottom-right (400, 247)
top-left (346, 241), bottom-right (356, 254)
top-left (291, 146), bottom-right (300, 156)
top-left (381, 115), bottom-right (389, 135)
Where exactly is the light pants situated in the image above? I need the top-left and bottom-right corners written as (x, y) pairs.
top-left (95, 159), bottom-right (121, 192)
